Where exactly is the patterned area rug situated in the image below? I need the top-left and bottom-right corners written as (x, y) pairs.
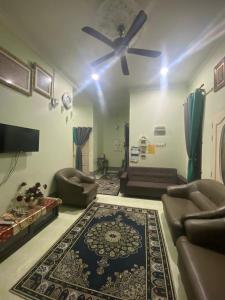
top-left (96, 174), bottom-right (120, 196)
top-left (11, 202), bottom-right (175, 300)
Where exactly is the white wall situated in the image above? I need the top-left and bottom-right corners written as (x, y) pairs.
top-left (0, 21), bottom-right (74, 213)
top-left (129, 87), bottom-right (187, 176)
top-left (190, 38), bottom-right (225, 178)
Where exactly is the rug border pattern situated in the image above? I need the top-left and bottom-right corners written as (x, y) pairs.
top-left (10, 201), bottom-right (176, 300)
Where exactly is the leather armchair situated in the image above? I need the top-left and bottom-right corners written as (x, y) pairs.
top-left (184, 217), bottom-right (225, 253)
top-left (176, 218), bottom-right (225, 300)
top-left (176, 235), bottom-right (225, 300)
top-left (165, 180), bottom-right (225, 300)
top-left (55, 168), bottom-right (98, 208)
top-left (162, 179), bottom-right (225, 243)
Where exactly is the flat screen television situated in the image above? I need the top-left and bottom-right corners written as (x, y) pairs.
top-left (0, 123), bottom-right (39, 153)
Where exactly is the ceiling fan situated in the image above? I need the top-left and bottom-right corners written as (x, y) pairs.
top-left (82, 10), bottom-right (161, 76)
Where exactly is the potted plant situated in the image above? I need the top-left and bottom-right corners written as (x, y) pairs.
top-left (15, 182), bottom-right (47, 209)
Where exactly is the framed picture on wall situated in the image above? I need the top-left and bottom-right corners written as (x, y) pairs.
top-left (0, 47), bottom-right (32, 96)
top-left (33, 63), bottom-right (53, 98)
top-left (214, 57), bottom-right (225, 92)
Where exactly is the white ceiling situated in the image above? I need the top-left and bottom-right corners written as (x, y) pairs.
top-left (1, 0), bottom-right (225, 100)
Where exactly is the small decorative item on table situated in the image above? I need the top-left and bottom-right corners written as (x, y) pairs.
top-left (12, 182), bottom-right (48, 215)
top-left (0, 213), bottom-right (15, 226)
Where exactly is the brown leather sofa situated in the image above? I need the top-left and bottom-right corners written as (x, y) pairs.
top-left (120, 167), bottom-right (186, 198)
top-left (162, 179), bottom-right (225, 243)
top-left (162, 179), bottom-right (225, 300)
top-left (176, 217), bottom-right (225, 300)
top-left (55, 168), bottom-right (98, 208)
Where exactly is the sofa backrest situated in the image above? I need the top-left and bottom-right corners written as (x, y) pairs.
top-left (189, 179), bottom-right (225, 209)
top-left (127, 167), bottom-right (178, 183)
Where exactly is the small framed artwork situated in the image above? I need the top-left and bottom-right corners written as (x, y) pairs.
top-left (33, 63), bottom-right (53, 98)
top-left (0, 47), bottom-right (32, 96)
top-left (214, 57), bottom-right (225, 92)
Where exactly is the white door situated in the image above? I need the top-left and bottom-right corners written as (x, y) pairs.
top-left (212, 110), bottom-right (225, 183)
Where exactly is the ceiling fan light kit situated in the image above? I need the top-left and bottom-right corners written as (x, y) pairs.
top-left (82, 10), bottom-right (161, 76)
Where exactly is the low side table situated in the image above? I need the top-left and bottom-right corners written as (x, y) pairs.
top-left (0, 197), bottom-right (62, 262)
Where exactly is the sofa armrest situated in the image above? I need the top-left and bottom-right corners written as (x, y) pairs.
top-left (177, 174), bottom-right (187, 184)
top-left (120, 171), bottom-right (128, 193)
top-left (167, 184), bottom-right (189, 198)
top-left (181, 206), bottom-right (225, 224)
top-left (184, 218), bottom-right (225, 252)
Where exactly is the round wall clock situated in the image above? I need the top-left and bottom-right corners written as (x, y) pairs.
top-left (62, 93), bottom-right (72, 109)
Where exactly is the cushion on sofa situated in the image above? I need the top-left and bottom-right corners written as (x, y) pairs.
top-left (130, 174), bottom-right (177, 184)
top-left (177, 236), bottom-right (225, 300)
top-left (69, 176), bottom-right (81, 184)
top-left (127, 167), bottom-right (178, 184)
top-left (189, 191), bottom-right (217, 211)
top-left (195, 179), bottom-right (225, 207)
top-left (162, 194), bottom-right (200, 243)
top-left (127, 181), bottom-right (170, 189)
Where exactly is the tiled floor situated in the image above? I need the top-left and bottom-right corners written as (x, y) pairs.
top-left (0, 195), bottom-right (188, 300)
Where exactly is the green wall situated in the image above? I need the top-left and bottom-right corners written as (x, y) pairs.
top-left (0, 21), bottom-right (74, 213)
top-left (129, 87), bottom-right (187, 176)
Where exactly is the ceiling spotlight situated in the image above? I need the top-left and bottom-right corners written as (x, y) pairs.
top-left (160, 67), bottom-right (169, 76)
top-left (91, 73), bottom-right (99, 81)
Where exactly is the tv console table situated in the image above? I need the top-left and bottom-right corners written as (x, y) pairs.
top-left (0, 197), bottom-right (62, 262)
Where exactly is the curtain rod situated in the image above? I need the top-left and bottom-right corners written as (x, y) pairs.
top-left (205, 87), bottom-right (214, 96)
top-left (183, 85), bottom-right (214, 106)
top-left (198, 84), bottom-right (214, 96)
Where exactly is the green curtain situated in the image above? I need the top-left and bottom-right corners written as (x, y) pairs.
top-left (185, 89), bottom-right (205, 182)
top-left (73, 127), bottom-right (92, 171)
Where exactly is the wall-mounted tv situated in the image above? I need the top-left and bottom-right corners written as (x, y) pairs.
top-left (0, 123), bottom-right (39, 153)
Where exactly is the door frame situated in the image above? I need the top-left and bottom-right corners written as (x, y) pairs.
top-left (212, 110), bottom-right (225, 183)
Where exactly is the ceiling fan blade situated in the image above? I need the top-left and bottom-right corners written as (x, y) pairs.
top-left (123, 10), bottom-right (147, 45)
top-left (128, 48), bottom-right (161, 57)
top-left (121, 56), bottom-right (129, 75)
top-left (82, 26), bottom-right (114, 48)
top-left (91, 51), bottom-right (115, 66)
